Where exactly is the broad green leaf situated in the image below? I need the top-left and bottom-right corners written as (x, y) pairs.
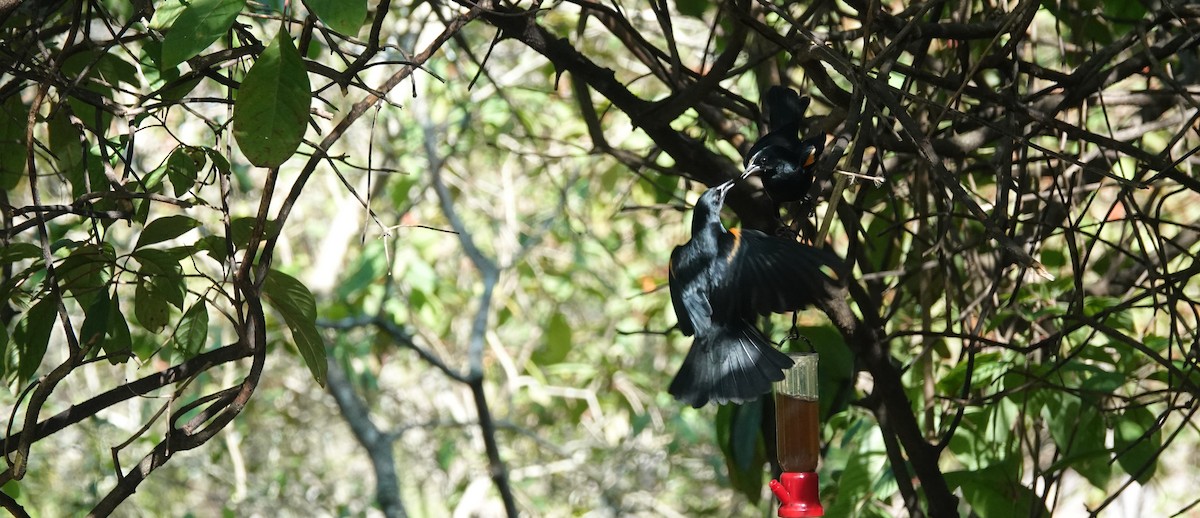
top-left (164, 146), bottom-right (202, 197)
top-left (676, 0), bottom-right (709, 18)
top-left (133, 243), bottom-right (189, 330)
top-left (0, 242), bottom-right (42, 263)
top-left (132, 247), bottom-right (188, 312)
top-left (146, 272), bottom-right (187, 311)
top-left (800, 325), bottom-right (853, 417)
top-left (175, 301), bottom-right (209, 357)
top-left (337, 240), bottom-right (386, 300)
top-left (47, 106), bottom-right (83, 179)
top-left (715, 399), bottom-right (765, 503)
top-left (826, 447), bottom-right (874, 516)
top-left (57, 244), bottom-right (115, 308)
top-left (160, 0), bottom-right (246, 69)
top-left (1044, 395), bottom-right (1111, 488)
top-left (135, 215), bottom-right (201, 249)
top-left (1114, 406), bottom-right (1160, 484)
top-left (533, 311), bottom-right (572, 365)
top-left (79, 292), bottom-right (111, 351)
top-left (1080, 370), bottom-right (1125, 398)
top-left (203, 147), bottom-right (231, 176)
top-left (0, 262), bottom-right (42, 314)
top-left (59, 50), bottom-right (136, 134)
top-left (229, 217), bottom-right (280, 250)
top-left (0, 94), bottom-right (27, 190)
top-left (937, 352), bottom-right (1006, 394)
top-left (945, 463), bottom-right (1048, 518)
top-left (106, 294), bottom-right (134, 363)
top-left (302, 0), bottom-right (366, 36)
top-left (233, 30), bottom-right (311, 168)
top-left (135, 279), bottom-right (171, 333)
top-left (15, 295), bottom-right (58, 381)
top-left (195, 234), bottom-right (230, 263)
top-left (149, 0), bottom-right (188, 30)
top-left (133, 247), bottom-right (186, 275)
top-left (142, 160), bottom-right (169, 193)
top-left (262, 269), bottom-right (327, 386)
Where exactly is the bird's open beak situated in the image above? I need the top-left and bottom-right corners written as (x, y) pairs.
top-left (714, 178), bottom-right (735, 201)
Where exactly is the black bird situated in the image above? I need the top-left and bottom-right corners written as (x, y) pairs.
top-left (743, 86), bottom-right (825, 205)
top-left (668, 180), bottom-right (839, 407)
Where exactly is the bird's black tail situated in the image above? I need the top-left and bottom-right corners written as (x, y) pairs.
top-left (763, 86), bottom-right (809, 131)
top-left (669, 322), bottom-right (794, 408)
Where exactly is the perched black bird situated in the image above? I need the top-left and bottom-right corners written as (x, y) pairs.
top-left (743, 86), bottom-right (825, 205)
top-left (668, 180), bottom-right (839, 407)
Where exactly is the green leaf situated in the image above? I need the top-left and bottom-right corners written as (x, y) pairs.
top-left (533, 311), bottom-right (572, 365)
top-left (59, 50), bottom-right (136, 134)
top-left (175, 300), bottom-right (209, 357)
top-left (0, 262), bottom-right (41, 315)
top-left (79, 292), bottom-right (111, 351)
top-left (229, 217), bottom-right (280, 251)
top-left (827, 448), bottom-right (875, 516)
top-left (800, 325), bottom-right (853, 417)
top-left (152, 273), bottom-right (187, 311)
top-left (203, 147), bottom-right (231, 176)
top-left (135, 279), bottom-right (171, 333)
top-left (132, 248), bottom-right (188, 311)
top-left (149, 0), bottom-right (188, 30)
top-left (676, 0), bottom-right (709, 18)
top-left (1114, 406), bottom-right (1160, 484)
top-left (0, 94), bottom-right (28, 190)
top-left (945, 462), bottom-right (1048, 518)
top-left (164, 146), bottom-right (202, 197)
top-left (47, 106), bottom-right (83, 179)
top-left (1043, 394), bottom-right (1111, 488)
top-left (337, 241), bottom-right (386, 300)
top-left (160, 0), bottom-right (246, 69)
top-left (302, 0), bottom-right (367, 36)
top-left (715, 399), bottom-right (765, 503)
top-left (196, 234), bottom-right (229, 263)
top-left (0, 242), bottom-right (42, 263)
top-left (135, 215), bottom-right (202, 249)
top-left (1080, 370), bottom-right (1125, 398)
top-left (133, 247), bottom-right (186, 275)
top-left (15, 295), bottom-right (58, 381)
top-left (262, 269), bottom-right (327, 386)
top-left (233, 30), bottom-right (311, 167)
top-left (106, 294), bottom-right (134, 363)
top-left (57, 243), bottom-right (115, 309)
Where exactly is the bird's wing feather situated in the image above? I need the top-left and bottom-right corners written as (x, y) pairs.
top-left (711, 229), bottom-right (842, 318)
top-left (668, 247), bottom-right (695, 336)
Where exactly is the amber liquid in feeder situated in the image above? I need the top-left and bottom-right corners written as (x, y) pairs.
top-left (775, 392), bottom-right (820, 472)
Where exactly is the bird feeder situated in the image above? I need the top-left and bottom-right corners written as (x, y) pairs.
top-left (769, 352), bottom-right (824, 517)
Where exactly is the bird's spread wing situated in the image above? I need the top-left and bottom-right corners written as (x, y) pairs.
top-left (710, 229), bottom-right (842, 318)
